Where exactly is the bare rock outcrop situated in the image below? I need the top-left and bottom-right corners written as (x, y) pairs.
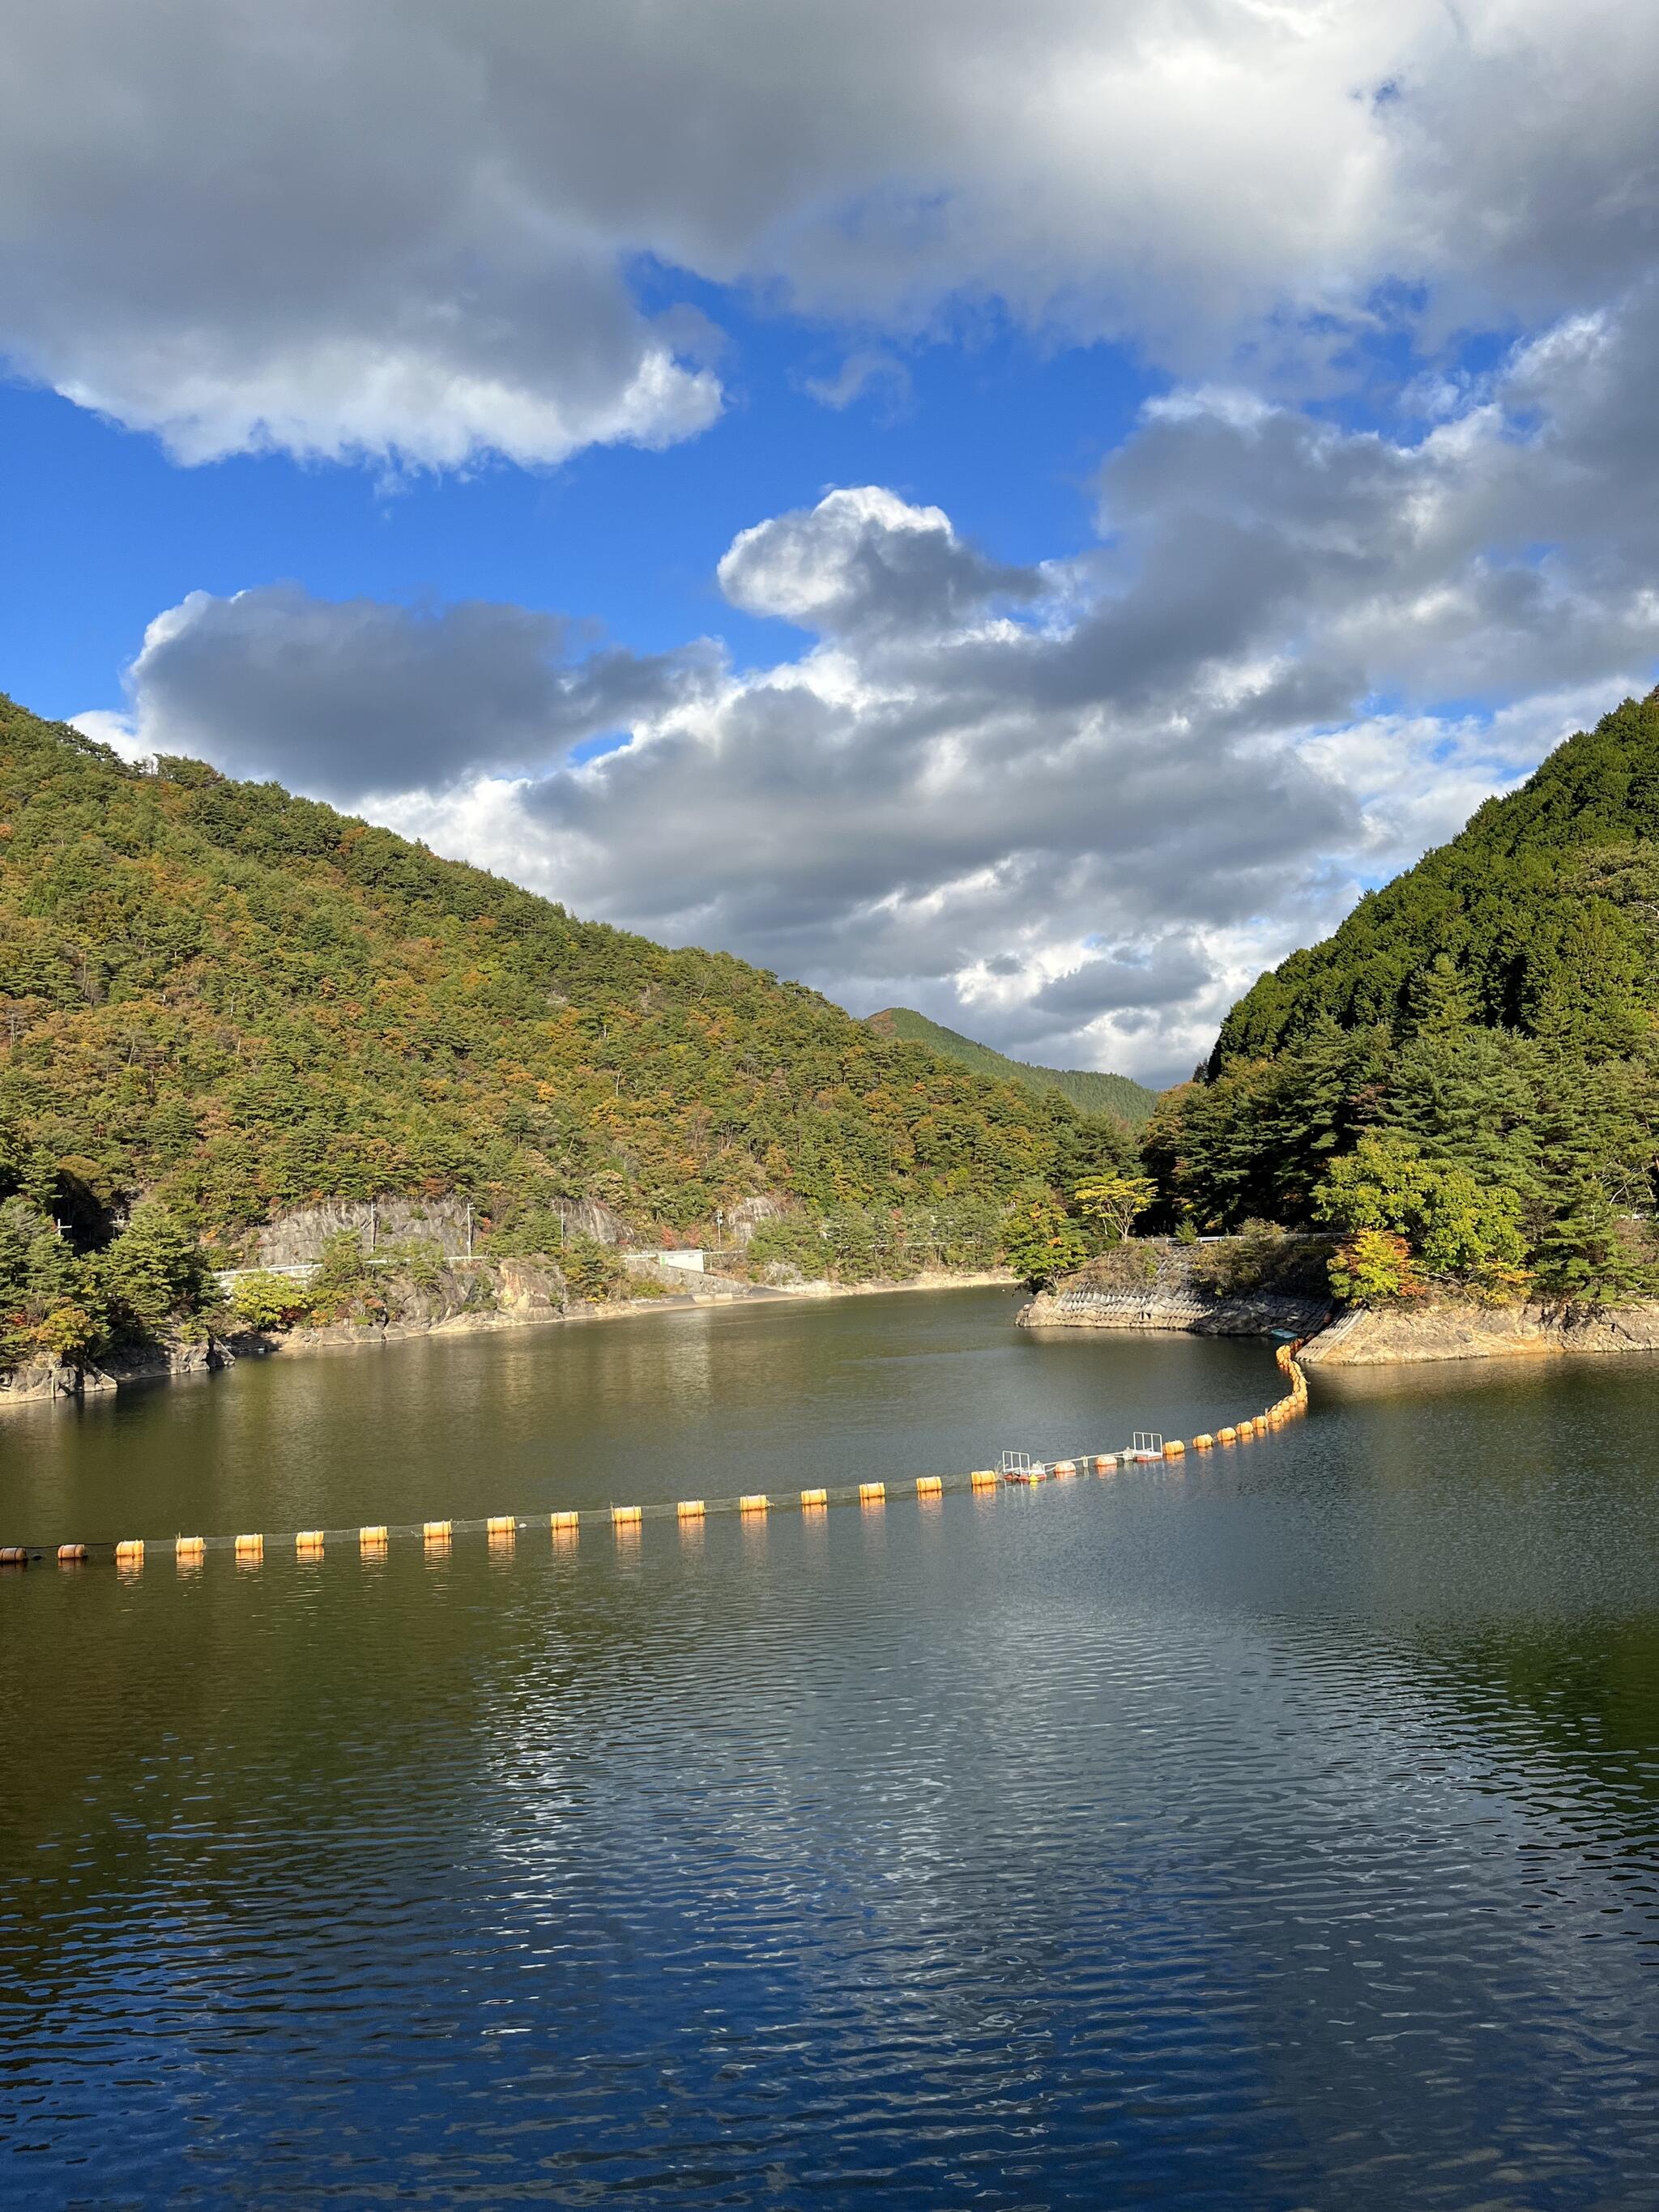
top-left (1299, 1299), bottom-right (1659, 1366)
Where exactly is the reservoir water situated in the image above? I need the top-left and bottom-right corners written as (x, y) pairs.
top-left (3, 1285), bottom-right (1657, 2208)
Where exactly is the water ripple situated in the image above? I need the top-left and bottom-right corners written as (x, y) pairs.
top-left (3, 1297), bottom-right (1658, 2206)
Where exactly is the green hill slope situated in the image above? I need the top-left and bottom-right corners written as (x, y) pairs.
top-left (0, 693), bottom-right (1129, 1258)
top-left (865, 1007), bottom-right (1158, 1126)
top-left (1214, 688), bottom-right (1659, 1069)
top-left (1148, 688), bottom-right (1659, 1292)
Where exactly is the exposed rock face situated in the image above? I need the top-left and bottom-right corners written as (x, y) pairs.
top-left (552, 1199), bottom-right (630, 1247)
top-left (1018, 1241), bottom-right (1335, 1339)
top-left (0, 1339), bottom-right (231, 1409)
top-left (492, 1258), bottom-right (566, 1315)
top-left (247, 1195), bottom-right (633, 1266)
top-left (0, 1362), bottom-right (83, 1405)
top-left (728, 1195), bottom-right (785, 1247)
top-left (1300, 1300), bottom-right (1659, 1366)
top-left (252, 1197), bottom-right (476, 1264)
top-left (251, 1257), bottom-right (569, 1353)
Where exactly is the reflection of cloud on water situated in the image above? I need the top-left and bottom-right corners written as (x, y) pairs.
top-left (457, 1495), bottom-right (1659, 2196)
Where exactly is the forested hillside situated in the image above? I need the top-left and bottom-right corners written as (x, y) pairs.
top-left (1143, 689), bottom-right (1659, 1302)
top-left (865, 1007), bottom-right (1158, 1125)
top-left (0, 693), bottom-right (1129, 1329)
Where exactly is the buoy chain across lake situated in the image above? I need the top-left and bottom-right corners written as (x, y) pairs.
top-left (0, 1346), bottom-right (1310, 1571)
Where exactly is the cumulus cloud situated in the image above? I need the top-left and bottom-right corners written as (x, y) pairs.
top-left (99, 587), bottom-right (718, 803)
top-left (6, 1), bottom-right (1659, 466)
top-left (84, 284), bottom-right (1659, 1084)
top-left (718, 486), bottom-right (1040, 637)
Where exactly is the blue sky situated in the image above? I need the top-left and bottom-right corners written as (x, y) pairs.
top-left (3, 303), bottom-right (1150, 713)
top-left (2, 2), bottom-right (1656, 1084)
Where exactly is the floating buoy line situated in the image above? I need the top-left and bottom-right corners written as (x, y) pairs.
top-left (0, 1345), bottom-right (1308, 1571)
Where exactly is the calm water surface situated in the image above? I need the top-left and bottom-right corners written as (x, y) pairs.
top-left (2, 1288), bottom-right (1657, 2209)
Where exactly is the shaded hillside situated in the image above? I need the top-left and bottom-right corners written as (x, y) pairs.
top-left (866, 1006), bottom-right (1158, 1126)
top-left (1215, 688), bottom-right (1659, 1069)
top-left (1145, 690), bottom-right (1659, 1301)
top-left (0, 693), bottom-right (1130, 1253)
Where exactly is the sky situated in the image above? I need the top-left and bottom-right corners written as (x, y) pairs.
top-left (2, 2), bottom-right (1657, 1087)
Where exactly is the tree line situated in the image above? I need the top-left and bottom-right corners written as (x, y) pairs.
top-left (0, 693), bottom-right (1137, 1367)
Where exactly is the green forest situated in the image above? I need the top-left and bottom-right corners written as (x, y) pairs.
top-left (1141, 688), bottom-right (1659, 1305)
top-left (863, 1007), bottom-right (1159, 1125)
top-left (10, 684), bottom-right (1659, 1375)
top-left (0, 693), bottom-right (1135, 1369)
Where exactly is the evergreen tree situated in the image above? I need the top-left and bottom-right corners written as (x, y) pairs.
top-left (1526, 906), bottom-right (1649, 1061)
top-left (1528, 1084), bottom-right (1657, 1304)
top-left (95, 1202), bottom-right (211, 1337)
top-left (1381, 1025), bottom-right (1542, 1195)
top-left (1410, 952), bottom-right (1479, 1034)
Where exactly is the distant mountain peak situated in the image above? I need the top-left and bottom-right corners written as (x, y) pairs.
top-left (864, 1006), bottom-right (1158, 1126)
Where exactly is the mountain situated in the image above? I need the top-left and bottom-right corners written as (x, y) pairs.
top-left (1146, 688), bottom-right (1659, 1299)
top-left (1215, 687), bottom-right (1659, 1070)
top-left (0, 693), bottom-right (1131, 1255)
top-left (864, 1007), bottom-right (1159, 1127)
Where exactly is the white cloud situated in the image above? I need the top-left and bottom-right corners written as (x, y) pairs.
top-left (6, 1), bottom-right (1659, 467)
top-left (717, 486), bottom-right (1039, 636)
top-left (85, 287), bottom-right (1659, 1085)
top-left (799, 352), bottom-right (912, 416)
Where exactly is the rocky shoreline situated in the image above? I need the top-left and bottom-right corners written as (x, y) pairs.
top-left (1298, 1299), bottom-right (1659, 1366)
top-left (1019, 1240), bottom-right (1659, 1368)
top-left (0, 1260), bottom-right (1017, 1412)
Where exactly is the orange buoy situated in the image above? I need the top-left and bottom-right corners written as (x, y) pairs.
top-left (916, 1475), bottom-right (944, 1497)
top-left (57, 1542), bottom-right (88, 1564)
top-left (800, 1487), bottom-right (828, 1507)
top-left (550, 1511), bottom-right (580, 1536)
top-left (235, 1532), bottom-right (263, 1559)
top-left (423, 1519), bottom-right (452, 1543)
top-left (360, 1525), bottom-right (388, 1549)
top-left (970, 1469), bottom-right (998, 1490)
top-left (486, 1515), bottom-right (516, 1538)
top-left (678, 1498), bottom-right (706, 1519)
top-left (0, 1546), bottom-right (28, 1566)
top-left (859, 1481), bottom-right (885, 1506)
top-left (612, 1504), bottom-right (642, 1528)
top-left (296, 1529), bottom-right (325, 1554)
top-left (1192, 1434), bottom-right (1214, 1451)
top-left (739, 1493), bottom-right (770, 1515)
top-left (1162, 1440), bottom-right (1186, 1459)
top-left (176, 1535), bottom-right (206, 1558)
top-left (114, 1539), bottom-right (144, 1564)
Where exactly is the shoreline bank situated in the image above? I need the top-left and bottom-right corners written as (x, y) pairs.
top-left (1298, 1298), bottom-right (1659, 1366)
top-left (0, 1267), bottom-right (1018, 1414)
top-left (1021, 1247), bottom-right (1659, 1369)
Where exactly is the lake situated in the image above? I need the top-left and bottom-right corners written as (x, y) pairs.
top-left (3, 1286), bottom-right (1657, 2208)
